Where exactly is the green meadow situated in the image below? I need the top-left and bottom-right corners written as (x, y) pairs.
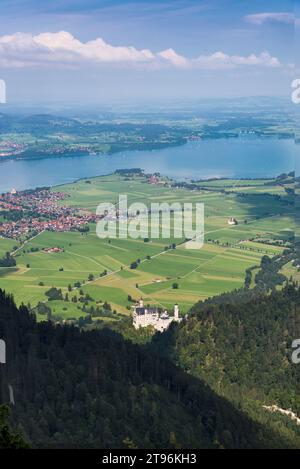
top-left (0, 173), bottom-right (293, 319)
top-left (0, 238), bottom-right (18, 257)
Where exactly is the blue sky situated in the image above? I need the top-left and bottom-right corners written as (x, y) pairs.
top-left (0, 0), bottom-right (295, 104)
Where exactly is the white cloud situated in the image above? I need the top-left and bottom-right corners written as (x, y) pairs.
top-left (0, 31), bottom-right (282, 70)
top-left (245, 12), bottom-right (294, 25)
top-left (0, 31), bottom-right (155, 67)
top-left (191, 51), bottom-right (280, 69)
top-left (157, 48), bottom-right (188, 67)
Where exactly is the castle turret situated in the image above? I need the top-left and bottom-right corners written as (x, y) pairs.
top-left (139, 298), bottom-right (144, 308)
top-left (174, 304), bottom-right (179, 320)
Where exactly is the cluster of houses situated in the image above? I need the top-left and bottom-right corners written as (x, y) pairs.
top-left (0, 188), bottom-right (68, 212)
top-left (0, 213), bottom-right (97, 239)
top-left (0, 188), bottom-right (97, 239)
top-left (43, 247), bottom-right (64, 254)
top-left (147, 174), bottom-right (163, 185)
top-left (146, 173), bottom-right (171, 188)
top-left (0, 188), bottom-right (68, 211)
top-left (0, 140), bottom-right (24, 157)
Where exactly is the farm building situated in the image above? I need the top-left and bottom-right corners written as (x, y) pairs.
top-left (132, 299), bottom-right (182, 332)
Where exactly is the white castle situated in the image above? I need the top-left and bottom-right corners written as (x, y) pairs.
top-left (132, 299), bottom-right (182, 332)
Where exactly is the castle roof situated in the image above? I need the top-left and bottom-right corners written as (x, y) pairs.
top-left (135, 307), bottom-right (158, 315)
top-left (160, 312), bottom-right (169, 320)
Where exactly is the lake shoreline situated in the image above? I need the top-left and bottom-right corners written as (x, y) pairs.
top-left (0, 137), bottom-right (294, 193)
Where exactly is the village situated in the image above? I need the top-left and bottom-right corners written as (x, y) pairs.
top-left (0, 140), bottom-right (25, 157)
top-left (0, 188), bottom-right (98, 239)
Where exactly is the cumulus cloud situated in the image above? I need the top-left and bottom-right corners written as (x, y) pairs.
top-left (191, 51), bottom-right (280, 69)
top-left (157, 48), bottom-right (188, 67)
top-left (245, 12), bottom-right (294, 25)
top-left (0, 31), bottom-right (281, 70)
top-left (0, 31), bottom-right (155, 67)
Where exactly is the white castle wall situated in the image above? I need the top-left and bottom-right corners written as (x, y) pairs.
top-left (132, 303), bottom-right (181, 332)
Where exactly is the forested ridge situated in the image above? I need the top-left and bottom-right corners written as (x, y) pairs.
top-left (0, 405), bottom-right (28, 448)
top-left (0, 289), bottom-right (297, 449)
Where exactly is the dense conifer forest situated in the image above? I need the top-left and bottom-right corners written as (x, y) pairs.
top-left (152, 285), bottom-right (300, 446)
top-left (0, 289), bottom-right (298, 449)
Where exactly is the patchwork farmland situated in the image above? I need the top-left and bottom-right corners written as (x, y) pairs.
top-left (0, 173), bottom-right (294, 321)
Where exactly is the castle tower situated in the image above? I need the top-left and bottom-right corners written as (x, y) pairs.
top-left (174, 304), bottom-right (179, 320)
top-left (139, 298), bottom-right (144, 308)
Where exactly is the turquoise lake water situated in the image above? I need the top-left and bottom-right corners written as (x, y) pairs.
top-left (0, 137), bottom-right (295, 192)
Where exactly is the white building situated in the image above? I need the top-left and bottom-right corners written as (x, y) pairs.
top-left (132, 299), bottom-right (182, 332)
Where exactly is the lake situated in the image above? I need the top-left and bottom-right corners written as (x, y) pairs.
top-left (0, 137), bottom-right (295, 192)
